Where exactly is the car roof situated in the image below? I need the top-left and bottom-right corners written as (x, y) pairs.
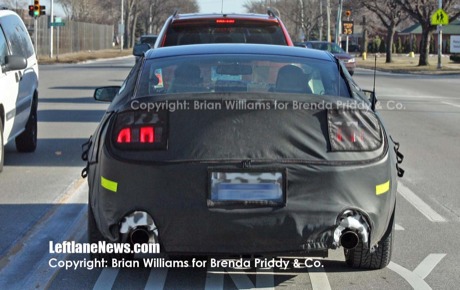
top-left (171, 13), bottom-right (280, 22)
top-left (0, 9), bottom-right (19, 17)
top-left (145, 43), bottom-right (334, 61)
top-left (305, 41), bottom-right (337, 45)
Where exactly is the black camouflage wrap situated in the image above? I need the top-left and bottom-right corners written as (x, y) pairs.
top-left (87, 93), bottom-right (397, 255)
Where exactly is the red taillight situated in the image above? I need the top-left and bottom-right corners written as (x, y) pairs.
top-left (216, 19), bottom-right (235, 24)
top-left (337, 128), bottom-right (342, 142)
top-left (117, 128), bottom-right (132, 143)
top-left (112, 110), bottom-right (168, 150)
top-left (328, 109), bottom-right (382, 151)
top-left (140, 127), bottom-right (155, 143)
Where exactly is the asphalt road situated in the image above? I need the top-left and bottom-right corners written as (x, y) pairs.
top-left (0, 57), bottom-right (459, 290)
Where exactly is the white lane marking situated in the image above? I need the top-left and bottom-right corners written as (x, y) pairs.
top-left (0, 179), bottom-right (87, 290)
top-left (395, 224), bottom-right (405, 231)
top-left (92, 268), bottom-right (120, 290)
top-left (441, 101), bottom-right (460, 108)
top-left (413, 254), bottom-right (446, 280)
top-left (398, 182), bottom-right (447, 222)
top-left (309, 268), bottom-right (332, 290)
top-left (388, 254), bottom-right (446, 290)
top-left (144, 268), bottom-right (168, 290)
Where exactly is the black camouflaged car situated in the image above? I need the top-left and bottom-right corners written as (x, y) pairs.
top-left (82, 44), bottom-right (403, 269)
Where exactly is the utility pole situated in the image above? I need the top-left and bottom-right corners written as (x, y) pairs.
top-left (335, 0), bottom-right (343, 44)
top-left (120, 0), bottom-right (124, 51)
top-left (362, 15), bottom-right (367, 57)
top-left (50, 0), bottom-right (54, 58)
top-left (319, 0), bottom-right (323, 41)
top-left (437, 0), bottom-right (443, 69)
top-left (299, 0), bottom-right (305, 41)
top-left (326, 0), bottom-right (331, 42)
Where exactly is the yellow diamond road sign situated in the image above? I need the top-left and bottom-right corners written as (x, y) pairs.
top-left (431, 8), bottom-right (449, 25)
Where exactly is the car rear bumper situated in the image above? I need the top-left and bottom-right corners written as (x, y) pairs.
top-left (88, 146), bottom-right (396, 255)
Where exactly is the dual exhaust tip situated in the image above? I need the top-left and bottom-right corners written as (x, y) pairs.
top-left (340, 230), bottom-right (360, 249)
top-left (333, 210), bottom-right (370, 250)
top-left (129, 227), bottom-right (156, 245)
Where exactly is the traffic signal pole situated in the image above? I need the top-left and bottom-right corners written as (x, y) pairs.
top-left (335, 0), bottom-right (343, 44)
top-left (34, 17), bottom-right (38, 55)
top-left (437, 0), bottom-right (442, 69)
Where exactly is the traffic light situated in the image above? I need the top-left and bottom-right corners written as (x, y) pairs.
top-left (345, 10), bottom-right (352, 18)
top-left (28, 1), bottom-right (45, 18)
top-left (28, 5), bottom-right (34, 17)
top-left (33, 1), bottom-right (40, 17)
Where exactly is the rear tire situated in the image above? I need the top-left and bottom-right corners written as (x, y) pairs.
top-left (88, 203), bottom-right (134, 262)
top-left (16, 101), bottom-right (37, 152)
top-left (0, 118), bottom-right (4, 172)
top-left (344, 208), bottom-right (395, 270)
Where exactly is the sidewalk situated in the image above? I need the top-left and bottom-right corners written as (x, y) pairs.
top-left (37, 49), bottom-right (132, 64)
top-left (356, 53), bottom-right (460, 74)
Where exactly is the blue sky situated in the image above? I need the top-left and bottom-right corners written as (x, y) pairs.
top-left (31, 0), bottom-right (247, 16)
top-left (198, 0), bottom-right (247, 13)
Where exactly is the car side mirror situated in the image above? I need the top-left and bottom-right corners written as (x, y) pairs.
top-left (133, 43), bottom-right (151, 57)
top-left (2, 55), bottom-right (27, 73)
top-left (363, 89), bottom-right (378, 111)
top-left (94, 86), bottom-right (121, 102)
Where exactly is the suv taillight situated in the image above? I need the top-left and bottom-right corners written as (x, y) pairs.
top-left (327, 109), bottom-right (382, 151)
top-left (112, 110), bottom-right (168, 150)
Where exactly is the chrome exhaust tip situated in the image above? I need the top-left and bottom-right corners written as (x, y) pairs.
top-left (130, 227), bottom-right (156, 244)
top-left (340, 230), bottom-right (360, 249)
top-left (333, 210), bottom-right (370, 249)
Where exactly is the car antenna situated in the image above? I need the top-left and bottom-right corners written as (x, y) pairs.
top-left (371, 55), bottom-right (377, 111)
top-left (267, 8), bottom-right (277, 18)
top-left (172, 8), bottom-right (179, 17)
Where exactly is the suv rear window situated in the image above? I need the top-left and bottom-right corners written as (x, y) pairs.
top-left (163, 19), bottom-right (287, 46)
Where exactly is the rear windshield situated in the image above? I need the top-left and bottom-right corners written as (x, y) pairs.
top-left (136, 53), bottom-right (350, 98)
top-left (163, 19), bottom-right (287, 46)
top-left (141, 36), bottom-right (157, 45)
top-left (310, 42), bottom-right (345, 54)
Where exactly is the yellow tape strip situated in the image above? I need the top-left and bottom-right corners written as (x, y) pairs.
top-left (101, 176), bottom-right (118, 193)
top-left (376, 180), bottom-right (390, 195)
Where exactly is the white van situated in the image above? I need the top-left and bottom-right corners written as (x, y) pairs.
top-left (0, 9), bottom-right (39, 172)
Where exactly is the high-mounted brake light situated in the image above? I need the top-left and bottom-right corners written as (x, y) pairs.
top-left (328, 109), bottom-right (382, 151)
top-left (216, 19), bottom-right (235, 24)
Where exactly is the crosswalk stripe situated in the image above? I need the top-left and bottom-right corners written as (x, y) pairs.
top-left (309, 268), bottom-right (332, 290)
top-left (92, 268), bottom-right (119, 290)
top-left (144, 268), bottom-right (168, 290)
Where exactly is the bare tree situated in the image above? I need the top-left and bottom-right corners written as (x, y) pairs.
top-left (362, 0), bottom-right (408, 63)
top-left (244, 0), bottom-right (323, 41)
top-left (395, 0), bottom-right (460, 66)
top-left (0, 0), bottom-right (28, 12)
top-left (56, 0), bottom-right (116, 24)
top-left (124, 0), bottom-right (199, 48)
